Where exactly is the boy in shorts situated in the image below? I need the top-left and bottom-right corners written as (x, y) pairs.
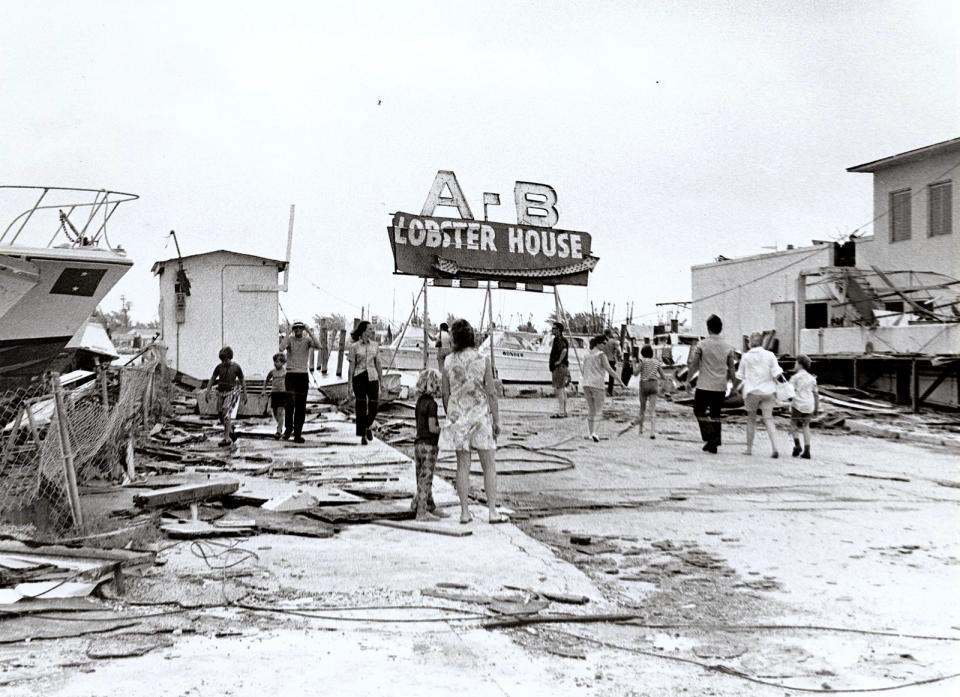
top-left (207, 346), bottom-right (247, 447)
top-left (789, 354), bottom-right (819, 458)
top-left (262, 352), bottom-right (288, 439)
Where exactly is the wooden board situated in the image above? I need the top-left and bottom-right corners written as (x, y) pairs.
top-left (221, 506), bottom-right (336, 538)
top-left (307, 499), bottom-right (416, 524)
top-left (0, 542), bottom-right (154, 567)
top-left (133, 480), bottom-right (239, 509)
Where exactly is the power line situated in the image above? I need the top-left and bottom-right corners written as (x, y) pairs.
top-left (691, 157), bottom-right (960, 307)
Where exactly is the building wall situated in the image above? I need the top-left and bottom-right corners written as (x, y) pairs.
top-left (860, 150), bottom-right (960, 279)
top-left (157, 252), bottom-right (281, 379)
top-left (800, 324), bottom-right (960, 356)
top-left (691, 244), bottom-right (834, 349)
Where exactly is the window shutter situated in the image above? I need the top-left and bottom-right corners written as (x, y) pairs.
top-left (929, 181), bottom-right (952, 237)
top-left (889, 190), bottom-right (911, 242)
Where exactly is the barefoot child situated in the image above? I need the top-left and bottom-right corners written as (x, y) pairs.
top-left (262, 353), bottom-right (288, 439)
top-left (411, 369), bottom-right (447, 520)
top-left (207, 346), bottom-right (247, 447)
top-left (632, 344), bottom-right (666, 439)
top-left (789, 354), bottom-right (819, 458)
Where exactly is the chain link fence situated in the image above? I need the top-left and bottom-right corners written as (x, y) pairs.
top-left (0, 357), bottom-right (165, 534)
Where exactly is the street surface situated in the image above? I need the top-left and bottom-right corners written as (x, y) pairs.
top-left (3, 395), bottom-right (958, 696)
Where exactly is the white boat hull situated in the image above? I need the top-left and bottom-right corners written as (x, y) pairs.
top-left (0, 246), bottom-right (132, 388)
top-left (380, 346), bottom-right (438, 372)
top-left (487, 347), bottom-right (583, 385)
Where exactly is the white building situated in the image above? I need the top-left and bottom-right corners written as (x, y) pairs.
top-left (847, 137), bottom-right (959, 280)
top-left (691, 242), bottom-right (838, 352)
top-left (152, 250), bottom-right (286, 380)
top-left (689, 137), bottom-right (959, 407)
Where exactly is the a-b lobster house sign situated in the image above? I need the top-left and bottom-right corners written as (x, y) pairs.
top-left (388, 170), bottom-right (597, 287)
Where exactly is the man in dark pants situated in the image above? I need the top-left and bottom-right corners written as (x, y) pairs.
top-left (686, 314), bottom-right (735, 453)
top-left (281, 320), bottom-right (320, 443)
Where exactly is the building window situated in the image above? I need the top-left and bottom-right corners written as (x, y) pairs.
top-left (804, 302), bottom-right (828, 329)
top-left (929, 181), bottom-right (952, 237)
top-left (889, 189), bottom-right (911, 242)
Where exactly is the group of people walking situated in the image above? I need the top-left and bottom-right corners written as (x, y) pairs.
top-left (205, 311), bottom-right (819, 529)
top-left (687, 314), bottom-right (819, 458)
top-left (549, 322), bottom-right (667, 440)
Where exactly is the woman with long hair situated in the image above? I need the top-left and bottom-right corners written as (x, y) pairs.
top-left (438, 319), bottom-right (506, 524)
top-left (581, 335), bottom-right (626, 442)
top-left (347, 320), bottom-right (382, 445)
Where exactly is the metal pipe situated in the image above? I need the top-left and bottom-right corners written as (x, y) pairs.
top-left (280, 204), bottom-right (295, 292)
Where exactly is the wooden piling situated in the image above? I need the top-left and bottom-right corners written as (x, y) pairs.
top-left (51, 373), bottom-right (84, 531)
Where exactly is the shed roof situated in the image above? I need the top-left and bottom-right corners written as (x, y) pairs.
top-left (151, 250), bottom-right (287, 274)
top-left (847, 136), bottom-right (960, 173)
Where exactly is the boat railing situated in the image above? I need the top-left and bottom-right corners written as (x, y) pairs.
top-left (0, 186), bottom-right (139, 250)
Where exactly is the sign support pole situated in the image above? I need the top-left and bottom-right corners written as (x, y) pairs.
top-left (422, 278), bottom-right (429, 370)
top-left (486, 281), bottom-right (497, 378)
top-left (555, 287), bottom-right (584, 386)
top-left (384, 284), bottom-right (424, 373)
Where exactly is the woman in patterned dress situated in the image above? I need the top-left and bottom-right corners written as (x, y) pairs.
top-left (439, 319), bottom-right (507, 524)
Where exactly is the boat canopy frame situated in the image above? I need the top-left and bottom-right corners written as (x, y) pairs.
top-left (0, 185), bottom-right (139, 250)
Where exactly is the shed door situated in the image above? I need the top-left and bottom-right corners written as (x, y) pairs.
top-left (221, 265), bottom-right (279, 374)
top-left (771, 301), bottom-right (795, 356)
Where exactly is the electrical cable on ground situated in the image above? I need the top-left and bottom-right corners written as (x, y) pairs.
top-left (483, 613), bottom-right (960, 641)
top-left (546, 628), bottom-right (960, 694)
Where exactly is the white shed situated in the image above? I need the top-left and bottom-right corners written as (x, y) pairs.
top-left (152, 250), bottom-right (286, 380)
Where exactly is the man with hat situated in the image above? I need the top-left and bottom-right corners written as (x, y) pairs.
top-left (280, 320), bottom-right (320, 442)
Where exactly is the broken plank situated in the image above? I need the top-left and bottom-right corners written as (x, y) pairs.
top-left (0, 542), bottom-right (154, 567)
top-left (0, 598), bottom-right (106, 617)
top-left (220, 506), bottom-right (336, 538)
top-left (372, 520), bottom-right (473, 537)
top-left (133, 481), bottom-right (239, 509)
top-left (538, 591), bottom-right (591, 605)
top-left (306, 499), bottom-right (416, 524)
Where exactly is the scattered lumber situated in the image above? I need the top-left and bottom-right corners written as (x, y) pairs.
top-left (133, 481), bottom-right (239, 509)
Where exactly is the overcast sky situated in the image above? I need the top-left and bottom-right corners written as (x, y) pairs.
top-left (3, 0), bottom-right (958, 330)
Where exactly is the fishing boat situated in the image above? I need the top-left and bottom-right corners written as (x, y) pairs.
top-left (1, 186), bottom-right (137, 392)
top-left (479, 331), bottom-right (586, 384)
top-left (650, 331), bottom-right (699, 367)
top-left (315, 371), bottom-right (403, 405)
top-left (379, 332), bottom-right (437, 371)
